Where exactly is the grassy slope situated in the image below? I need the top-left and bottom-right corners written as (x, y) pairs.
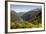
top-left (11, 10), bottom-right (42, 29)
top-left (11, 17), bottom-right (42, 29)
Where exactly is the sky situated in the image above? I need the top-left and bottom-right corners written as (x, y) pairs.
top-left (10, 4), bottom-right (41, 13)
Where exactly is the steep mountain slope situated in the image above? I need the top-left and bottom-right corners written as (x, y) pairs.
top-left (11, 10), bottom-right (18, 22)
top-left (21, 8), bottom-right (42, 21)
top-left (16, 12), bottom-right (26, 16)
top-left (11, 8), bottom-right (42, 23)
top-left (11, 8), bottom-right (42, 29)
top-left (11, 10), bottom-right (24, 22)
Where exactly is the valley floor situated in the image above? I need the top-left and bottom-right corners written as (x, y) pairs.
top-left (11, 21), bottom-right (42, 29)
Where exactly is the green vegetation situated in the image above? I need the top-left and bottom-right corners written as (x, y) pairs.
top-left (11, 21), bottom-right (42, 29)
top-left (11, 16), bottom-right (42, 29)
top-left (10, 10), bottom-right (42, 29)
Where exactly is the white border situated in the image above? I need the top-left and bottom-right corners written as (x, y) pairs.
top-left (8, 2), bottom-right (44, 32)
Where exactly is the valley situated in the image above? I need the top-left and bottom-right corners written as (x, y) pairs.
top-left (11, 8), bottom-right (42, 29)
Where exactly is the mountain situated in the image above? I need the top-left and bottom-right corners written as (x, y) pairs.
top-left (11, 10), bottom-right (18, 22)
top-left (16, 12), bottom-right (26, 16)
top-left (11, 10), bottom-right (24, 22)
top-left (11, 8), bottom-right (42, 23)
top-left (21, 8), bottom-right (42, 21)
